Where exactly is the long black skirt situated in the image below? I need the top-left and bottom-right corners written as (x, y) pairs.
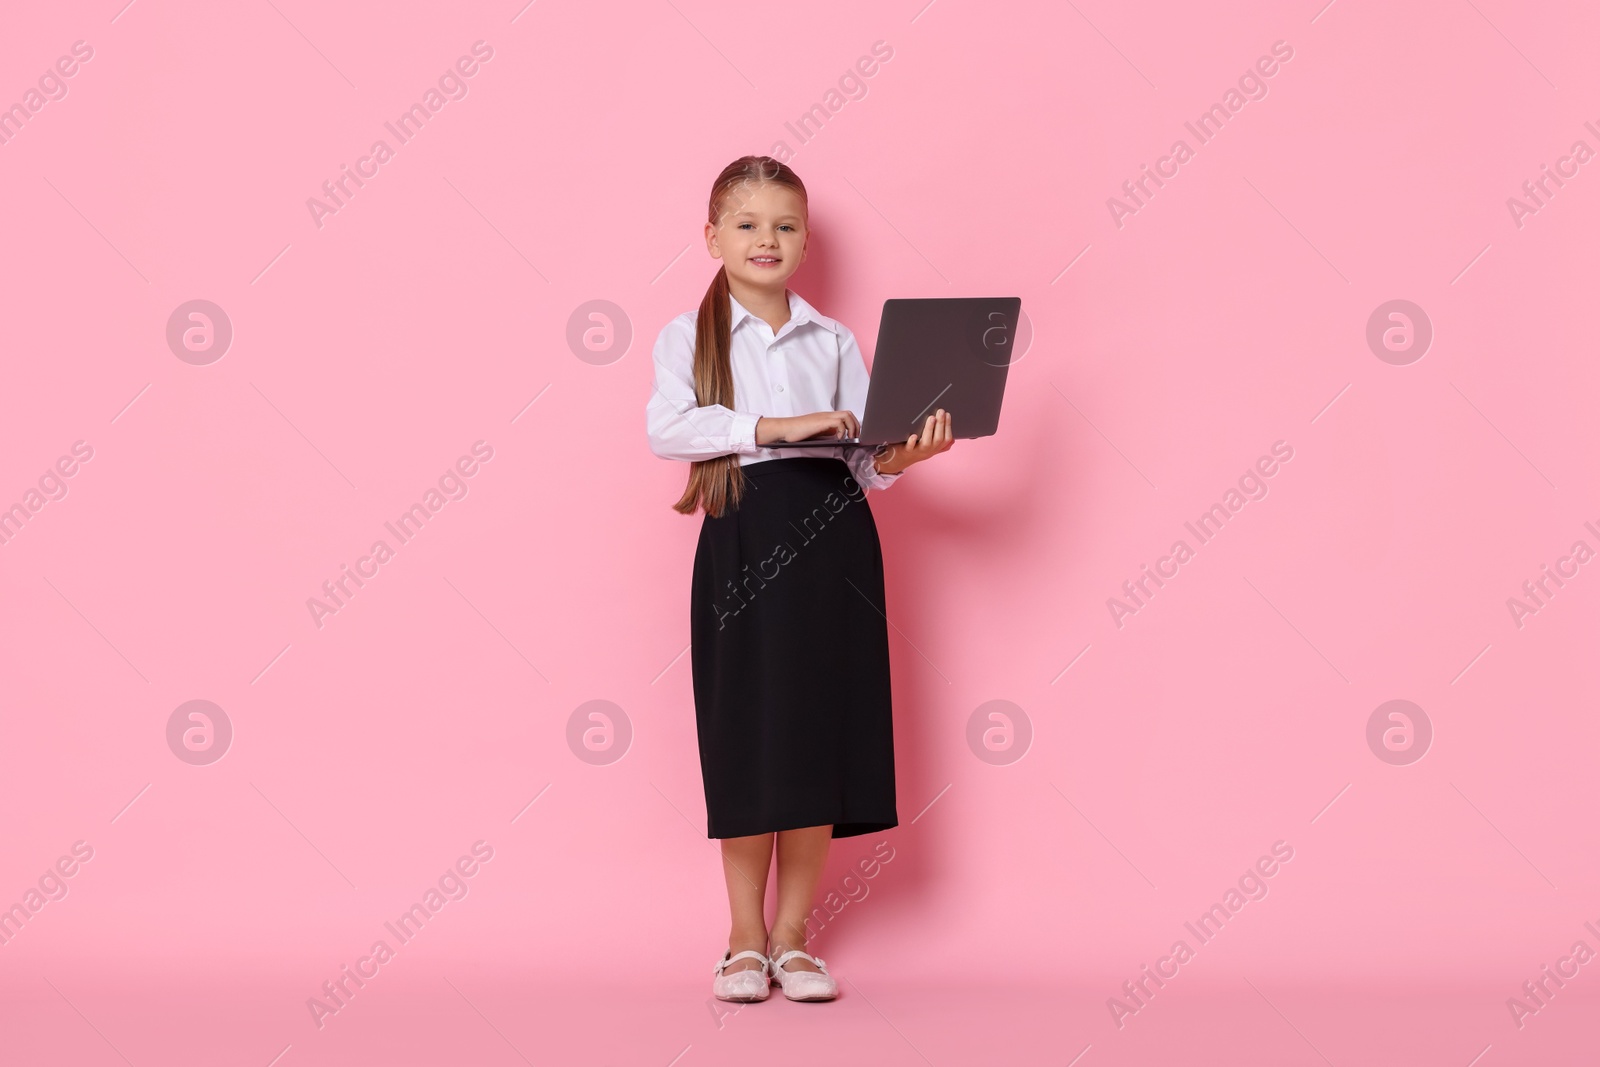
top-left (690, 456), bottom-right (898, 839)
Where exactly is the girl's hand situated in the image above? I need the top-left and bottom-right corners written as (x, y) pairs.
top-left (873, 410), bottom-right (953, 475)
top-left (755, 411), bottom-right (860, 444)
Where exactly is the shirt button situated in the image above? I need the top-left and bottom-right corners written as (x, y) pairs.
top-left (776, 384), bottom-right (785, 393)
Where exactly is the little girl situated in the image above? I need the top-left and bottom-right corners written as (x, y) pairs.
top-left (645, 155), bottom-right (953, 1002)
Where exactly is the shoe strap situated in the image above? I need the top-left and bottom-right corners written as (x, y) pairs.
top-left (771, 949), bottom-right (827, 974)
top-left (715, 949), bottom-right (770, 975)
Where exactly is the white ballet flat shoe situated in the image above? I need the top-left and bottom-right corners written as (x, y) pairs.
top-left (768, 949), bottom-right (838, 1001)
top-left (712, 949), bottom-right (772, 1001)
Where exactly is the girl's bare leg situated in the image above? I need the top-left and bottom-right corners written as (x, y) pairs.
top-left (720, 833), bottom-right (774, 973)
top-left (768, 824), bottom-right (832, 973)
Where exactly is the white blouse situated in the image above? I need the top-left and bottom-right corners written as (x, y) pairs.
top-left (645, 288), bottom-right (903, 491)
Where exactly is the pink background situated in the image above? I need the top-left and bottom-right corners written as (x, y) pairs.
top-left (3, 0), bottom-right (1598, 1064)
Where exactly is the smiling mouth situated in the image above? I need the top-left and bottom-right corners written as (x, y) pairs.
top-left (750, 256), bottom-right (781, 267)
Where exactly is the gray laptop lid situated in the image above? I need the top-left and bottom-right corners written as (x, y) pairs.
top-left (858, 297), bottom-right (1019, 444)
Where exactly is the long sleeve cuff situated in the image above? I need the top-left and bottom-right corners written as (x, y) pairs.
top-left (847, 447), bottom-right (904, 491)
top-left (730, 411), bottom-right (761, 454)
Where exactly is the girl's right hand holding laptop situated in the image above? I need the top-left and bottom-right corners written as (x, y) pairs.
top-left (872, 409), bottom-right (952, 475)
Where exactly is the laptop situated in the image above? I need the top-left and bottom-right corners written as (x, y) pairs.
top-left (766, 296), bottom-right (1021, 449)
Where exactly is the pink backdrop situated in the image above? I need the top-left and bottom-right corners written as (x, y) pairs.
top-left (3, 0), bottom-right (1597, 1064)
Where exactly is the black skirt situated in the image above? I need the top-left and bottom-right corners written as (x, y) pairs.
top-left (690, 456), bottom-right (898, 839)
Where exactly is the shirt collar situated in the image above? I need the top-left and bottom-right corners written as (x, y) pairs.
top-left (727, 288), bottom-right (841, 336)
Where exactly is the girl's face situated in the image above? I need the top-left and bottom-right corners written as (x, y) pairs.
top-left (705, 181), bottom-right (807, 291)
